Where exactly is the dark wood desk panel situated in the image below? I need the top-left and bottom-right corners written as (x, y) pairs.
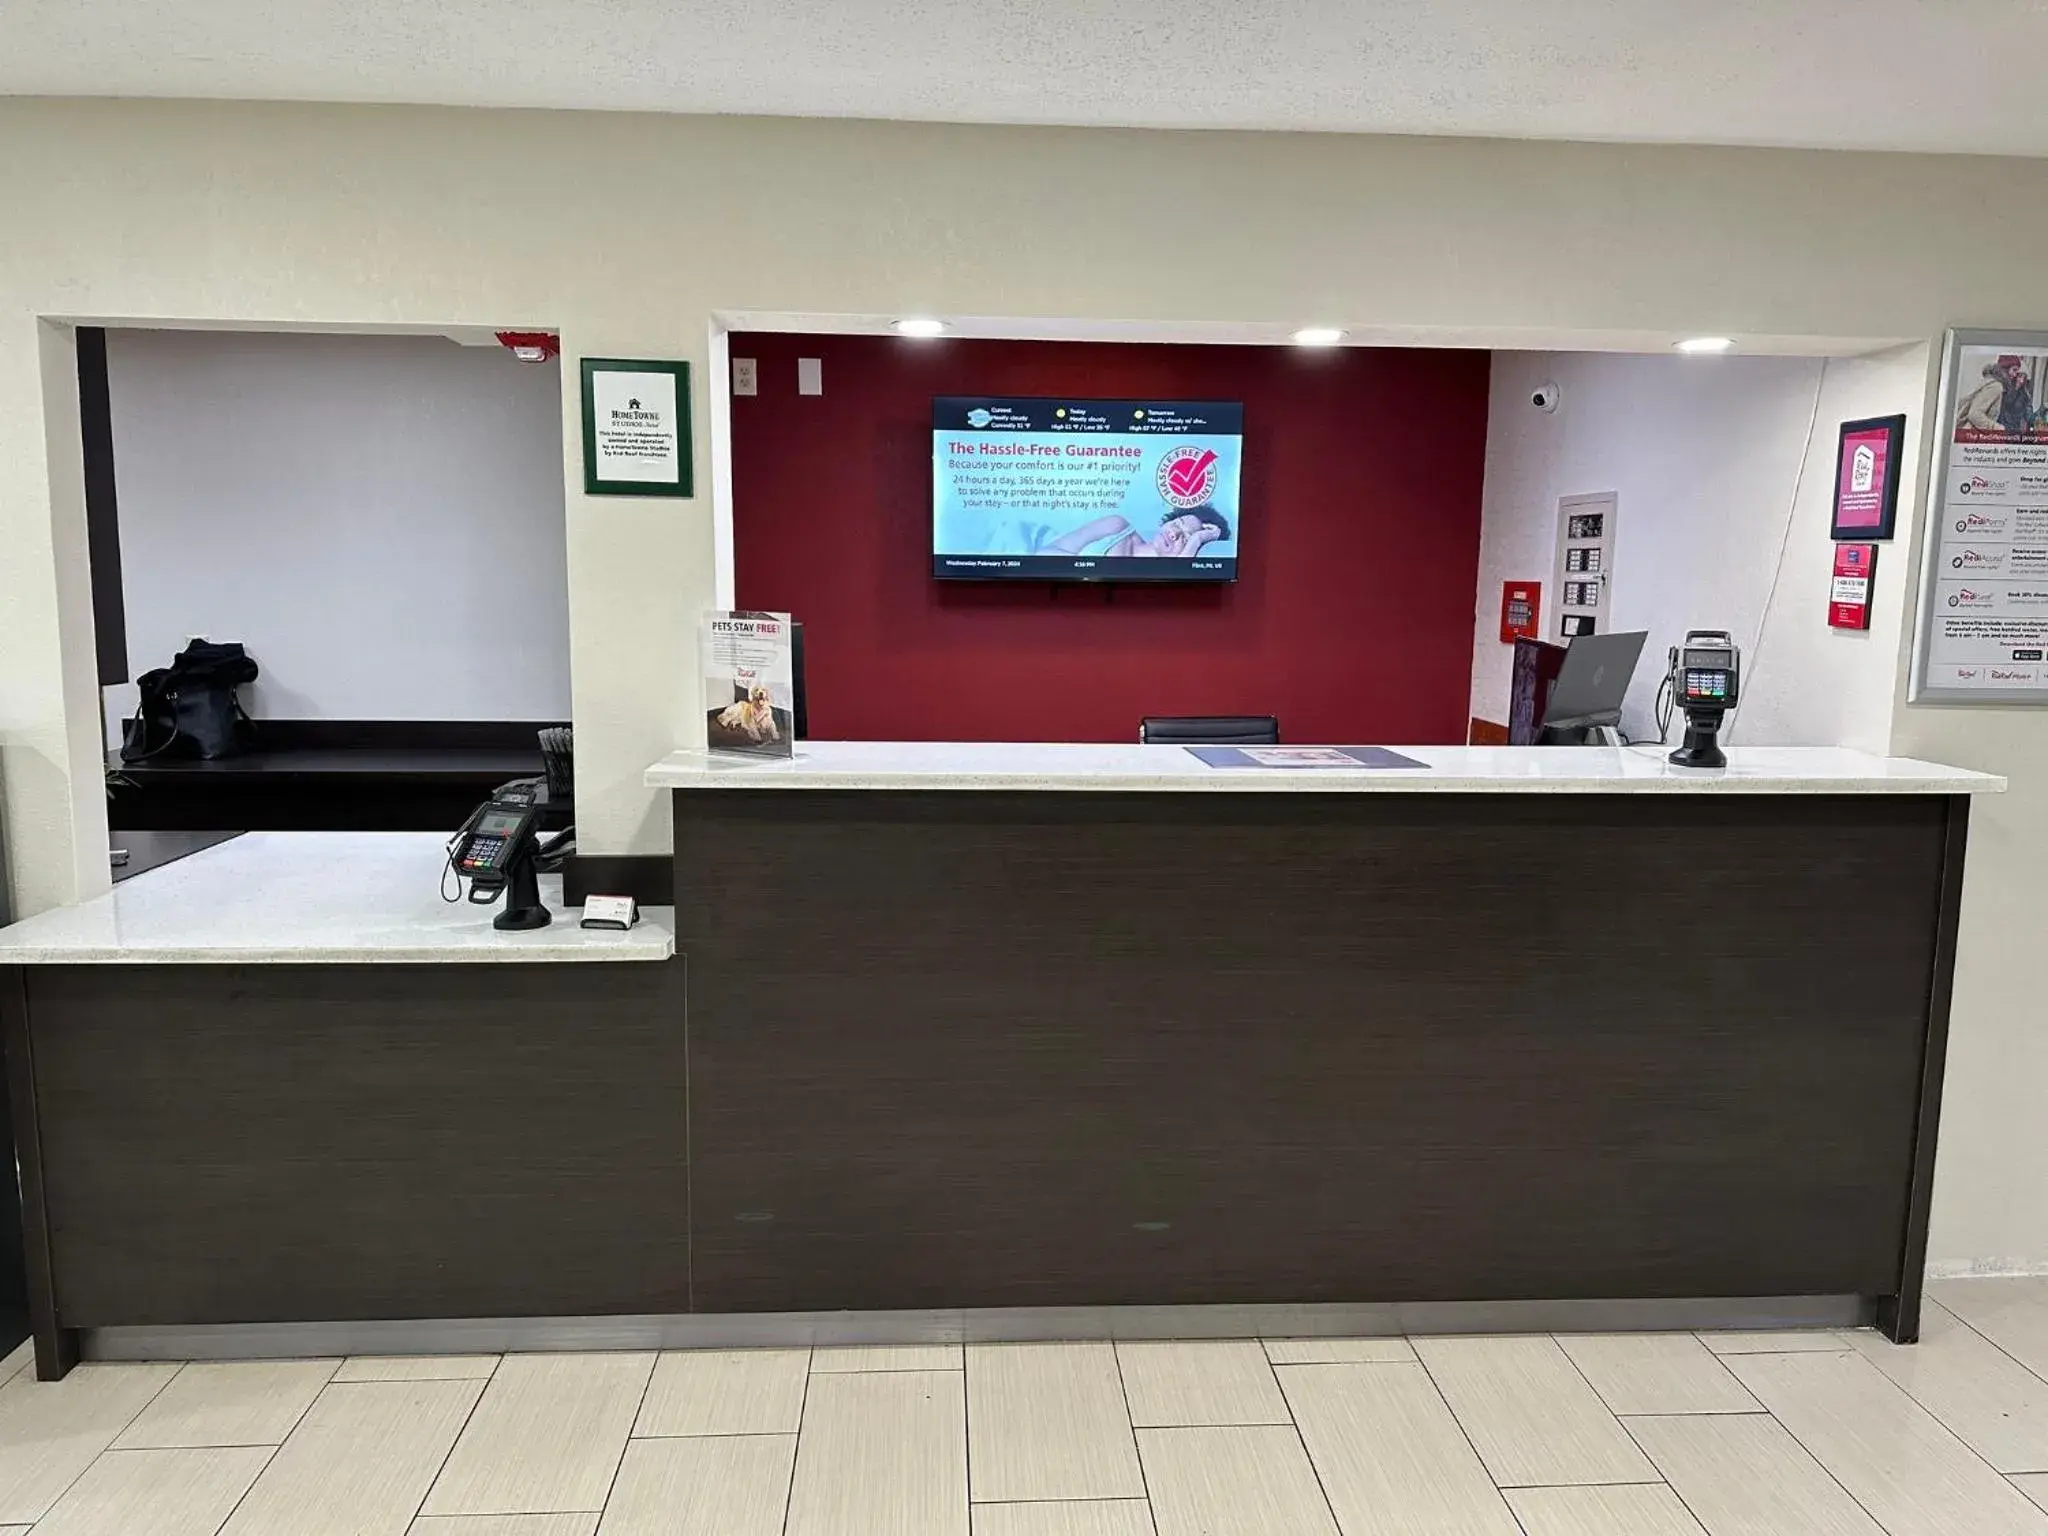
top-left (675, 790), bottom-right (1955, 1320)
top-left (23, 960), bottom-right (686, 1329)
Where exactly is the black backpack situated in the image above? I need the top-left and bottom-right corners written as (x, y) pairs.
top-left (120, 640), bottom-right (260, 763)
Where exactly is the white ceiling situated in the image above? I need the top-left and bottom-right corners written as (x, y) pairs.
top-left (6, 0), bottom-right (2047, 156)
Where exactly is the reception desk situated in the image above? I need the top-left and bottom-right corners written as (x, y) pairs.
top-left (0, 834), bottom-right (679, 1379)
top-left (0, 745), bottom-right (2003, 1380)
top-left (649, 742), bottom-right (2001, 1346)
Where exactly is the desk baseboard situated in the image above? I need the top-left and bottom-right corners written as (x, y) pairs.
top-left (84, 1294), bottom-right (1871, 1363)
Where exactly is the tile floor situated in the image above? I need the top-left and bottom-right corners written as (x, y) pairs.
top-left (3, 1279), bottom-right (2048, 1533)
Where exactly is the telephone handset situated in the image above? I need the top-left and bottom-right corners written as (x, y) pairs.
top-left (445, 780), bottom-right (553, 930)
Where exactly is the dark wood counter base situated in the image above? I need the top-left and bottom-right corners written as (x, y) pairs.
top-left (674, 788), bottom-right (1968, 1342)
top-left (0, 787), bottom-right (1969, 1377)
top-left (2, 960), bottom-right (687, 1378)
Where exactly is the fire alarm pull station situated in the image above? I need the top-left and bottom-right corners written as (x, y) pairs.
top-left (1500, 581), bottom-right (1542, 644)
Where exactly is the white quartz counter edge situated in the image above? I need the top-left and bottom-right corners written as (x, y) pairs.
top-left (0, 833), bottom-right (675, 964)
top-left (647, 742), bottom-right (2005, 796)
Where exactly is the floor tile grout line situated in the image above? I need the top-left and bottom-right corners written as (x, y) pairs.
top-left (112, 1356), bottom-right (342, 1457)
top-left (1608, 1416), bottom-right (1721, 1536)
top-left (1407, 1337), bottom-right (1538, 1526)
top-left (1270, 1381), bottom-right (1347, 1534)
top-left (1547, 1330), bottom-right (1640, 1426)
top-left (1619, 1403), bottom-right (1897, 1536)
top-left (240, 1355), bottom-right (344, 1461)
top-left (1768, 1335), bottom-right (2048, 1497)
top-left (1920, 1291), bottom-right (2048, 1398)
top-left (1691, 1330), bottom-right (1860, 1357)
top-left (91, 1437), bottom-right (329, 1452)
top-left (204, 1441), bottom-right (284, 1536)
top-left (1543, 1330), bottom-right (1681, 1479)
top-left (24, 1355), bottom-right (186, 1526)
top-left (589, 1348), bottom-right (663, 1529)
top-left (0, 1340), bottom-right (33, 1389)
top-left (1831, 1311), bottom-right (2048, 1478)
top-left (1252, 1336), bottom-right (1289, 1431)
top-left (1495, 1476), bottom-right (1699, 1490)
top-left (404, 1354), bottom-right (499, 1529)
top-left (974, 1507), bottom-right (1171, 1515)
top-left (779, 1345), bottom-right (813, 1536)
top-left (1108, 1337), bottom-right (1162, 1536)
top-left (960, 1345), bottom-right (975, 1530)
top-left (1550, 1330), bottom-right (1760, 1420)
top-left (1117, 1337), bottom-right (1297, 1432)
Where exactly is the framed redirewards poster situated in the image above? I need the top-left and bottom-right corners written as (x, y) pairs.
top-left (1831, 414), bottom-right (1905, 541)
top-left (581, 358), bottom-right (692, 497)
top-left (1911, 328), bottom-right (2048, 703)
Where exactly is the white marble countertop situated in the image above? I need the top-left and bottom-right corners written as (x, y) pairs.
top-left (647, 741), bottom-right (2004, 795)
top-left (0, 833), bottom-right (676, 964)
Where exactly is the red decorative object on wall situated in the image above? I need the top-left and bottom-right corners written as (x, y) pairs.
top-left (1829, 542), bottom-right (1877, 631)
top-left (495, 331), bottom-right (560, 363)
top-left (1500, 581), bottom-right (1542, 644)
top-left (730, 333), bottom-right (1491, 744)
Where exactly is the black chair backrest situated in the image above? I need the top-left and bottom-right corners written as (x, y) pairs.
top-left (1140, 715), bottom-right (1280, 745)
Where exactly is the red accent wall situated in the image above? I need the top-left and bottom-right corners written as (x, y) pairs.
top-left (731, 333), bottom-right (1490, 744)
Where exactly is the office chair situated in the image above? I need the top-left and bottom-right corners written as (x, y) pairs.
top-left (1140, 715), bottom-right (1280, 746)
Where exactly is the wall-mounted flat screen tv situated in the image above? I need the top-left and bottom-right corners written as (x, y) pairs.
top-left (932, 397), bottom-right (1243, 582)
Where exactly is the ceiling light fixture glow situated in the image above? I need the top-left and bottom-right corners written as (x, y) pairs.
top-left (1676, 336), bottom-right (1735, 354)
top-left (893, 317), bottom-right (948, 338)
top-left (1293, 327), bottom-right (1346, 347)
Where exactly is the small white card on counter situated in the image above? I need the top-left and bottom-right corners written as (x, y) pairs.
top-left (580, 895), bottom-right (639, 930)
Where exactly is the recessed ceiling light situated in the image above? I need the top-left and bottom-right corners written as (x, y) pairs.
top-left (1293, 327), bottom-right (1346, 347)
top-left (1676, 336), bottom-right (1734, 354)
top-left (893, 318), bottom-right (947, 338)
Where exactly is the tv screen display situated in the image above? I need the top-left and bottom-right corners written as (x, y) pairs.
top-left (932, 397), bottom-right (1243, 582)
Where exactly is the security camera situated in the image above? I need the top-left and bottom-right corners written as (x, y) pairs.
top-left (1531, 381), bottom-right (1562, 413)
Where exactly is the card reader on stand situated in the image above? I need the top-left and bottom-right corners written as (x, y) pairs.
top-left (1667, 630), bottom-right (1741, 769)
top-left (447, 780), bottom-right (559, 930)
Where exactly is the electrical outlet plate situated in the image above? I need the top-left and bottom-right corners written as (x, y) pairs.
top-left (732, 358), bottom-right (758, 396)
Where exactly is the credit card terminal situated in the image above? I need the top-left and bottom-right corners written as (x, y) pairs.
top-left (1674, 631), bottom-right (1740, 710)
top-left (454, 799), bottom-right (537, 881)
top-left (1667, 630), bottom-right (1741, 769)
top-left (446, 780), bottom-right (551, 930)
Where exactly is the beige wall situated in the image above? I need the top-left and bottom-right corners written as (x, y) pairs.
top-left (3, 98), bottom-right (2047, 1262)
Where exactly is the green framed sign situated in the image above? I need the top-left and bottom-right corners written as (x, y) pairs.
top-left (580, 357), bottom-right (692, 497)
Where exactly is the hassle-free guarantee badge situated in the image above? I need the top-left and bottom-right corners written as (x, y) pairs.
top-left (1156, 445), bottom-right (1220, 509)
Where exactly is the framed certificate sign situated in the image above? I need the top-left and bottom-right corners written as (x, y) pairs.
top-left (581, 358), bottom-right (692, 497)
top-left (1911, 327), bottom-right (2048, 703)
top-left (1831, 414), bottom-right (1905, 541)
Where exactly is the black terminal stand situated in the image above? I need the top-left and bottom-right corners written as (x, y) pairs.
top-left (470, 845), bottom-right (551, 931)
top-left (493, 848), bottom-right (552, 931)
top-left (1669, 707), bottom-right (1729, 770)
